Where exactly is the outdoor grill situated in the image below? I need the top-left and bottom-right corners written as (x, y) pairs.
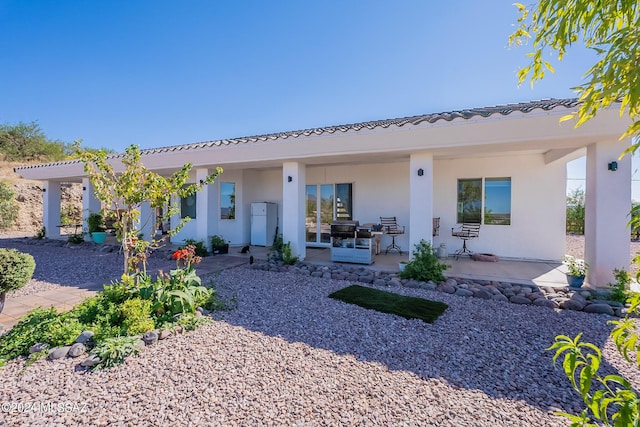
top-left (330, 220), bottom-right (359, 238)
top-left (356, 226), bottom-right (373, 238)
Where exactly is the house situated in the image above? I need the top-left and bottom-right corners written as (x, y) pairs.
top-left (15, 98), bottom-right (631, 286)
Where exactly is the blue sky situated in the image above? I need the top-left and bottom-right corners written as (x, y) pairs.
top-left (0, 1), bottom-right (634, 196)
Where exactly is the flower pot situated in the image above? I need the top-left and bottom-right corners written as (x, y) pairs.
top-left (567, 274), bottom-right (585, 288)
top-left (212, 244), bottom-right (229, 255)
top-left (91, 231), bottom-right (107, 244)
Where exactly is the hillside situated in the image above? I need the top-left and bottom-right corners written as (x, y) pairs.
top-left (0, 161), bottom-right (81, 236)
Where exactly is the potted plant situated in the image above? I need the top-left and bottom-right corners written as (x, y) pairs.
top-left (87, 212), bottom-right (107, 244)
top-left (563, 255), bottom-right (588, 288)
top-left (211, 235), bottom-right (229, 255)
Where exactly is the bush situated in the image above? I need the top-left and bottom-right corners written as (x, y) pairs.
top-left (0, 181), bottom-right (18, 230)
top-left (181, 238), bottom-right (208, 257)
top-left (0, 248), bottom-right (36, 293)
top-left (120, 298), bottom-right (154, 335)
top-left (282, 241), bottom-right (299, 265)
top-left (67, 232), bottom-right (85, 244)
top-left (608, 268), bottom-right (633, 303)
top-left (400, 240), bottom-right (449, 283)
top-left (90, 336), bottom-right (142, 370)
top-left (87, 212), bottom-right (106, 233)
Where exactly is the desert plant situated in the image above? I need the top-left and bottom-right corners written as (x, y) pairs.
top-left (267, 235), bottom-right (284, 261)
top-left (0, 249), bottom-right (36, 294)
top-left (90, 336), bottom-right (142, 370)
top-left (34, 226), bottom-right (46, 239)
top-left (87, 212), bottom-right (106, 233)
top-left (282, 241), bottom-right (299, 265)
top-left (181, 238), bottom-right (208, 257)
top-left (608, 268), bottom-right (633, 304)
top-left (120, 298), bottom-right (154, 335)
top-left (0, 181), bottom-right (18, 230)
top-left (67, 232), bottom-right (85, 244)
top-left (400, 240), bottom-right (449, 283)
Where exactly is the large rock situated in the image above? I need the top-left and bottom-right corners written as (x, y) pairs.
top-left (439, 283), bottom-right (456, 294)
top-left (48, 346), bottom-right (71, 360)
top-left (80, 355), bottom-right (100, 367)
top-left (533, 298), bottom-right (559, 309)
top-left (510, 296), bottom-right (532, 305)
top-left (492, 294), bottom-right (510, 303)
top-left (67, 342), bottom-right (86, 358)
top-left (455, 288), bottom-right (474, 297)
top-left (583, 304), bottom-right (615, 316)
top-left (76, 330), bottom-right (94, 344)
top-left (561, 299), bottom-right (585, 311)
top-left (143, 331), bottom-right (159, 346)
top-left (472, 288), bottom-right (492, 300)
top-left (29, 343), bottom-right (49, 354)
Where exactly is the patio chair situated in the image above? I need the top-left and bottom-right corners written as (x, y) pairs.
top-left (451, 222), bottom-right (480, 259)
top-left (380, 216), bottom-right (405, 254)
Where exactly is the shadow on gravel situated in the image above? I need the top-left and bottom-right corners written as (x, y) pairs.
top-left (215, 267), bottom-right (626, 418)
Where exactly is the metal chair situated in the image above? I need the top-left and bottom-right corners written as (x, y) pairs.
top-left (451, 222), bottom-right (480, 259)
top-left (380, 216), bottom-right (405, 254)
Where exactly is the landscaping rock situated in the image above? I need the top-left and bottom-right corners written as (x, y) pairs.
top-left (560, 299), bottom-right (585, 311)
top-left (67, 343), bottom-right (86, 358)
top-left (583, 304), bottom-right (615, 316)
top-left (510, 296), bottom-right (532, 305)
top-left (439, 283), bottom-right (456, 294)
top-left (80, 354), bottom-right (100, 367)
top-left (159, 329), bottom-right (171, 340)
top-left (533, 298), bottom-right (559, 309)
top-left (455, 288), bottom-right (474, 297)
top-left (76, 330), bottom-right (94, 344)
top-left (143, 331), bottom-right (159, 346)
top-left (472, 289), bottom-right (492, 300)
top-left (492, 294), bottom-right (509, 303)
top-left (48, 346), bottom-right (71, 360)
top-left (29, 343), bottom-right (49, 354)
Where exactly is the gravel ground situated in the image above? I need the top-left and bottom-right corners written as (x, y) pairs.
top-left (1, 237), bottom-right (639, 426)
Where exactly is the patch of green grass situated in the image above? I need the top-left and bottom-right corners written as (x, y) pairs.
top-left (328, 285), bottom-right (448, 323)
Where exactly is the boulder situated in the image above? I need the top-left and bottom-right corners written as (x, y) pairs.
top-left (29, 343), bottom-right (49, 354)
top-left (560, 299), bottom-right (585, 311)
top-left (67, 343), bottom-right (86, 358)
top-left (510, 296), bottom-right (532, 305)
top-left (455, 288), bottom-right (474, 297)
top-left (533, 298), bottom-right (559, 309)
top-left (48, 346), bottom-right (71, 360)
top-left (583, 304), bottom-right (615, 316)
top-left (76, 330), bottom-right (94, 344)
top-left (143, 331), bottom-right (159, 346)
top-left (80, 355), bottom-right (100, 367)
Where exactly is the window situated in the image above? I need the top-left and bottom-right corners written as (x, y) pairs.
top-left (335, 183), bottom-right (353, 220)
top-left (220, 182), bottom-right (235, 220)
top-left (180, 186), bottom-right (196, 219)
top-left (457, 177), bottom-right (511, 225)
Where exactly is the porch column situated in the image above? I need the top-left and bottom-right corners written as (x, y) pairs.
top-left (82, 178), bottom-right (102, 231)
top-left (43, 181), bottom-right (61, 238)
top-left (195, 168), bottom-right (217, 249)
top-left (584, 139), bottom-right (631, 286)
top-left (409, 152), bottom-right (434, 258)
top-left (282, 162), bottom-right (306, 260)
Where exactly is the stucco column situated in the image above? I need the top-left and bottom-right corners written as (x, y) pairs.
top-left (43, 181), bottom-right (61, 238)
top-left (409, 152), bottom-right (434, 258)
top-left (584, 139), bottom-right (631, 286)
top-left (282, 162), bottom-right (306, 260)
top-left (195, 168), bottom-right (218, 250)
top-left (82, 178), bottom-right (102, 230)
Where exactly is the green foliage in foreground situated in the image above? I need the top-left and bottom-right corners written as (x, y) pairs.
top-left (329, 285), bottom-right (448, 323)
top-left (548, 292), bottom-right (640, 426)
top-left (0, 259), bottom-right (222, 369)
top-left (400, 240), bottom-right (449, 283)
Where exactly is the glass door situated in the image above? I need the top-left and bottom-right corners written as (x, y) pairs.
top-left (306, 184), bottom-right (334, 246)
top-left (306, 183), bottom-right (353, 246)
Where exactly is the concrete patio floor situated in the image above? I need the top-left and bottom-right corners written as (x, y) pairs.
top-left (1, 243), bottom-right (571, 331)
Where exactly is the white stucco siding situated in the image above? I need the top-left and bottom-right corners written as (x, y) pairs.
top-left (242, 168), bottom-right (283, 245)
top-left (434, 154), bottom-right (565, 261)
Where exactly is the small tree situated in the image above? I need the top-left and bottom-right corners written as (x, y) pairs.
top-left (73, 142), bottom-right (221, 275)
top-left (0, 181), bottom-right (18, 230)
top-left (566, 188), bottom-right (585, 234)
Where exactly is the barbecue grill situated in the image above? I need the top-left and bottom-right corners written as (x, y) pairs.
top-left (330, 220), bottom-right (359, 238)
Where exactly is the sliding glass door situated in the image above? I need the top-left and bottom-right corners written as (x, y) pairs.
top-left (305, 183), bottom-right (352, 246)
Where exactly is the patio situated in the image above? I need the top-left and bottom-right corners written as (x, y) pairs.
top-left (227, 245), bottom-right (571, 289)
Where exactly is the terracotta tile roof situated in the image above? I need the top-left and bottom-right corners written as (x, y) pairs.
top-left (15, 98), bottom-right (579, 170)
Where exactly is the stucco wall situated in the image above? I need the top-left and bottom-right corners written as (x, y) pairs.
top-left (434, 154), bottom-right (566, 260)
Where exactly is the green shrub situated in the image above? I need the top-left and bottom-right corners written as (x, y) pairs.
top-left (87, 212), bottom-right (106, 233)
top-left (67, 232), bottom-right (85, 244)
top-left (0, 181), bottom-right (18, 230)
top-left (282, 242), bottom-right (299, 265)
top-left (267, 235), bottom-right (284, 261)
top-left (608, 268), bottom-right (633, 303)
top-left (0, 248), bottom-right (36, 293)
top-left (400, 240), bottom-right (450, 283)
top-left (120, 298), bottom-right (154, 335)
top-left (34, 227), bottom-right (46, 239)
top-left (181, 239), bottom-right (208, 257)
top-left (90, 336), bottom-right (142, 370)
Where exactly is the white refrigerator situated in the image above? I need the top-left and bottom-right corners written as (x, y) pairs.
top-left (251, 202), bottom-right (278, 246)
